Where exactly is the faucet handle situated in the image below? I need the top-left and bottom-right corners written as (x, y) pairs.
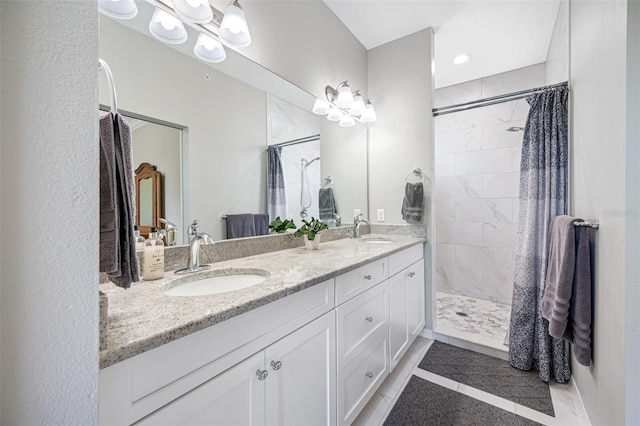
top-left (189, 220), bottom-right (200, 237)
top-left (159, 218), bottom-right (178, 230)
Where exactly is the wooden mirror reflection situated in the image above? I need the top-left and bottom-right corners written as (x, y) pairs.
top-left (135, 162), bottom-right (162, 238)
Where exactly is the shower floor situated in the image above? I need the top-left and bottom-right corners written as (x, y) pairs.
top-left (435, 292), bottom-right (510, 351)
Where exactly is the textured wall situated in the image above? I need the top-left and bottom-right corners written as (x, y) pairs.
top-left (433, 64), bottom-right (545, 305)
top-left (0, 1), bottom-right (99, 423)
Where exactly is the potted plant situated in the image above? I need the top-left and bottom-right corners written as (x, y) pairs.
top-left (294, 217), bottom-right (329, 250)
top-left (267, 217), bottom-right (296, 234)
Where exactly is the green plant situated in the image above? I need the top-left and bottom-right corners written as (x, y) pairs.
top-left (294, 217), bottom-right (328, 241)
top-left (267, 217), bottom-right (297, 234)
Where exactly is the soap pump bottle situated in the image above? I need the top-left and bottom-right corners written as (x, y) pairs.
top-left (142, 230), bottom-right (165, 281)
top-left (134, 226), bottom-right (145, 253)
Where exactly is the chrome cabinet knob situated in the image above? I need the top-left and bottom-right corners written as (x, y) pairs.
top-left (364, 274), bottom-right (372, 280)
top-left (256, 369), bottom-right (268, 381)
top-left (365, 371), bottom-right (374, 379)
top-left (365, 316), bottom-right (373, 322)
top-left (270, 360), bottom-right (282, 371)
top-left (408, 271), bottom-right (416, 278)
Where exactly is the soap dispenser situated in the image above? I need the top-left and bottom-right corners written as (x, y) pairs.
top-left (134, 226), bottom-right (145, 253)
top-left (142, 229), bottom-right (164, 281)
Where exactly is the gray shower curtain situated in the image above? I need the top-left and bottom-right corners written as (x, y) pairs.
top-left (508, 83), bottom-right (570, 383)
top-left (267, 146), bottom-right (287, 221)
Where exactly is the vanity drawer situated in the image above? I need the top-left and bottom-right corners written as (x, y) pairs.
top-left (336, 281), bottom-right (389, 371)
top-left (337, 332), bottom-right (389, 426)
top-left (388, 244), bottom-right (423, 278)
top-left (335, 257), bottom-right (387, 305)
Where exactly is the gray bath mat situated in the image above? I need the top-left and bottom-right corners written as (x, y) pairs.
top-left (418, 341), bottom-right (555, 416)
top-left (384, 375), bottom-right (541, 426)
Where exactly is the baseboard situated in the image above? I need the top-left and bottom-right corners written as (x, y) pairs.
top-left (422, 328), bottom-right (509, 361)
top-left (570, 377), bottom-right (592, 426)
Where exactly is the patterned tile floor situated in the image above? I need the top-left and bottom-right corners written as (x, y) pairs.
top-left (436, 292), bottom-right (511, 347)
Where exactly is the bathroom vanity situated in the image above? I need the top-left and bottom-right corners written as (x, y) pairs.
top-left (99, 234), bottom-right (426, 425)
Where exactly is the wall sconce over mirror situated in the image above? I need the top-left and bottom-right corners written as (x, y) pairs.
top-left (98, 0), bottom-right (252, 64)
top-left (312, 81), bottom-right (377, 126)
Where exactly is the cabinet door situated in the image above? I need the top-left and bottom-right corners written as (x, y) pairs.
top-left (265, 312), bottom-right (336, 426)
top-left (388, 270), bottom-right (409, 372)
top-left (137, 352), bottom-right (266, 426)
top-left (388, 259), bottom-right (425, 371)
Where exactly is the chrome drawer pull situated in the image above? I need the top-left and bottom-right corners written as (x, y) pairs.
top-left (256, 369), bottom-right (269, 380)
top-left (270, 360), bottom-right (282, 371)
top-left (365, 316), bottom-right (374, 322)
top-left (365, 371), bottom-right (374, 379)
top-left (364, 274), bottom-right (372, 280)
top-left (408, 272), bottom-right (416, 278)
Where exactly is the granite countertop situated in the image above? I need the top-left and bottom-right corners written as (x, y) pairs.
top-left (99, 234), bottom-right (425, 369)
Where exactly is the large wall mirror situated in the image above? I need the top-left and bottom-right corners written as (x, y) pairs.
top-left (98, 2), bottom-right (368, 244)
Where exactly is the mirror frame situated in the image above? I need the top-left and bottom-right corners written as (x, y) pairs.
top-left (135, 162), bottom-right (162, 238)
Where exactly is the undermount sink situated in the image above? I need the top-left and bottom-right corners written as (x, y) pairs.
top-left (360, 237), bottom-right (394, 244)
top-left (164, 269), bottom-right (269, 297)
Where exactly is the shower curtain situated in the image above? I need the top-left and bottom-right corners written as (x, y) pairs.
top-left (508, 83), bottom-right (571, 383)
top-left (267, 146), bottom-right (287, 221)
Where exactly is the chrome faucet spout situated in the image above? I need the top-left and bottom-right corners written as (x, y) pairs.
top-left (176, 224), bottom-right (214, 275)
top-left (352, 215), bottom-right (370, 239)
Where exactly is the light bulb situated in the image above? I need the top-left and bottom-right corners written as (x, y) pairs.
top-left (149, 8), bottom-right (188, 44)
top-left (173, 0), bottom-right (213, 24)
top-left (335, 82), bottom-right (354, 108)
top-left (339, 114), bottom-right (356, 127)
top-left (312, 99), bottom-right (331, 115)
top-left (194, 33), bottom-right (226, 63)
top-left (327, 107), bottom-right (342, 121)
top-left (219, 1), bottom-right (252, 47)
top-left (360, 102), bottom-right (377, 123)
top-left (453, 53), bottom-right (471, 64)
top-left (349, 92), bottom-right (365, 116)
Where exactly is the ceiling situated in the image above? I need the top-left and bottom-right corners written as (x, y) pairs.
top-left (323, 0), bottom-right (561, 88)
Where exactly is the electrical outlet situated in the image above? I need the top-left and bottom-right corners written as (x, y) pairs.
top-left (354, 208), bottom-right (361, 217)
top-left (377, 209), bottom-right (385, 222)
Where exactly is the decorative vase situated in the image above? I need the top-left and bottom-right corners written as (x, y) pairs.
top-left (304, 233), bottom-right (321, 250)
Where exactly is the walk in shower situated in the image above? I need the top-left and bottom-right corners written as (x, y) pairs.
top-left (432, 64), bottom-right (546, 350)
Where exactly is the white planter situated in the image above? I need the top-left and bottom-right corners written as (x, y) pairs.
top-left (304, 233), bottom-right (321, 250)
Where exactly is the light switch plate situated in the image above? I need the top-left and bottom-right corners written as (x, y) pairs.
top-left (377, 209), bottom-right (385, 222)
top-left (354, 208), bottom-right (361, 217)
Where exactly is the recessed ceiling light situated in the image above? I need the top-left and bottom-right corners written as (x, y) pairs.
top-left (453, 53), bottom-right (471, 65)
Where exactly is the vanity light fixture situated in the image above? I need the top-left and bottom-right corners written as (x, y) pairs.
top-left (194, 33), bottom-right (227, 63)
top-left (101, 0), bottom-right (254, 64)
top-left (312, 81), bottom-right (377, 125)
top-left (453, 53), bottom-right (471, 64)
top-left (149, 7), bottom-right (188, 44)
top-left (98, 0), bottom-right (138, 20)
top-left (219, 0), bottom-right (252, 48)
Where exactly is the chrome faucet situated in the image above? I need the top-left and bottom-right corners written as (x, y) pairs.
top-left (352, 214), bottom-right (370, 239)
top-left (176, 220), bottom-right (214, 274)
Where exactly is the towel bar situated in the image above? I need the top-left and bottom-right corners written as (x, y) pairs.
top-left (574, 219), bottom-right (599, 229)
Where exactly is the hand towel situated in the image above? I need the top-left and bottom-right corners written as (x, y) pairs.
top-left (99, 113), bottom-right (119, 274)
top-left (226, 214), bottom-right (256, 239)
top-left (319, 188), bottom-right (337, 220)
top-left (401, 182), bottom-right (424, 223)
top-left (106, 113), bottom-right (140, 288)
top-left (253, 214), bottom-right (269, 236)
top-left (564, 226), bottom-right (593, 366)
top-left (541, 215), bottom-right (580, 337)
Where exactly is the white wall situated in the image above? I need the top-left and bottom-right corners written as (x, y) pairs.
top-left (434, 64), bottom-right (545, 305)
top-left (570, 1), bottom-right (627, 424)
top-left (0, 1), bottom-right (99, 423)
top-left (545, 0), bottom-right (569, 85)
top-left (100, 18), bottom-right (267, 242)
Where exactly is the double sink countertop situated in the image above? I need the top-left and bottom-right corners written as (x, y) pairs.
top-left (99, 234), bottom-right (426, 369)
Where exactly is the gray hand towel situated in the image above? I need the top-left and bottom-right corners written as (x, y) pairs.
top-left (106, 113), bottom-right (140, 288)
top-left (226, 214), bottom-right (256, 239)
top-left (99, 113), bottom-right (119, 273)
top-left (401, 182), bottom-right (424, 223)
top-left (564, 226), bottom-right (592, 366)
top-left (541, 215), bottom-right (580, 337)
top-left (253, 214), bottom-right (269, 236)
top-left (319, 188), bottom-right (337, 220)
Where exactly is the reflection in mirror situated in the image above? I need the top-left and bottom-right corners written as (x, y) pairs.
top-left (134, 162), bottom-right (162, 238)
top-left (99, 3), bottom-right (368, 243)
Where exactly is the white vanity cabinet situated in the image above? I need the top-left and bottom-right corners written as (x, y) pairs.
top-left (388, 244), bottom-right (425, 371)
top-left (138, 311), bottom-right (336, 426)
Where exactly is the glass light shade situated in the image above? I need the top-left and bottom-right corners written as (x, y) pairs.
top-left (339, 114), bottom-right (356, 128)
top-left (360, 103), bottom-right (377, 123)
top-left (194, 33), bottom-right (227, 63)
top-left (327, 107), bottom-right (343, 121)
top-left (149, 8), bottom-right (188, 44)
top-left (349, 93), bottom-right (365, 116)
top-left (453, 53), bottom-right (471, 64)
top-left (173, 0), bottom-right (213, 24)
top-left (219, 2), bottom-right (252, 48)
top-left (312, 99), bottom-right (331, 115)
top-left (335, 83), bottom-right (354, 108)
top-left (98, 0), bottom-right (138, 19)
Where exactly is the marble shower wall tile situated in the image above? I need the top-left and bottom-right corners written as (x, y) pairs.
top-left (455, 148), bottom-right (513, 176)
top-left (482, 173), bottom-right (520, 198)
top-left (436, 222), bottom-right (483, 246)
top-left (435, 127), bottom-right (482, 155)
top-left (455, 198), bottom-right (513, 224)
top-left (480, 63), bottom-right (546, 98)
top-left (434, 175), bottom-right (483, 199)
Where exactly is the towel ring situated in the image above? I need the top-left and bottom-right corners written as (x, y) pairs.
top-left (98, 59), bottom-right (118, 114)
top-left (405, 167), bottom-right (425, 183)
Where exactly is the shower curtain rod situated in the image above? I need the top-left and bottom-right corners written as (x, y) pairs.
top-left (268, 134), bottom-right (320, 149)
top-left (432, 81), bottom-right (568, 117)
